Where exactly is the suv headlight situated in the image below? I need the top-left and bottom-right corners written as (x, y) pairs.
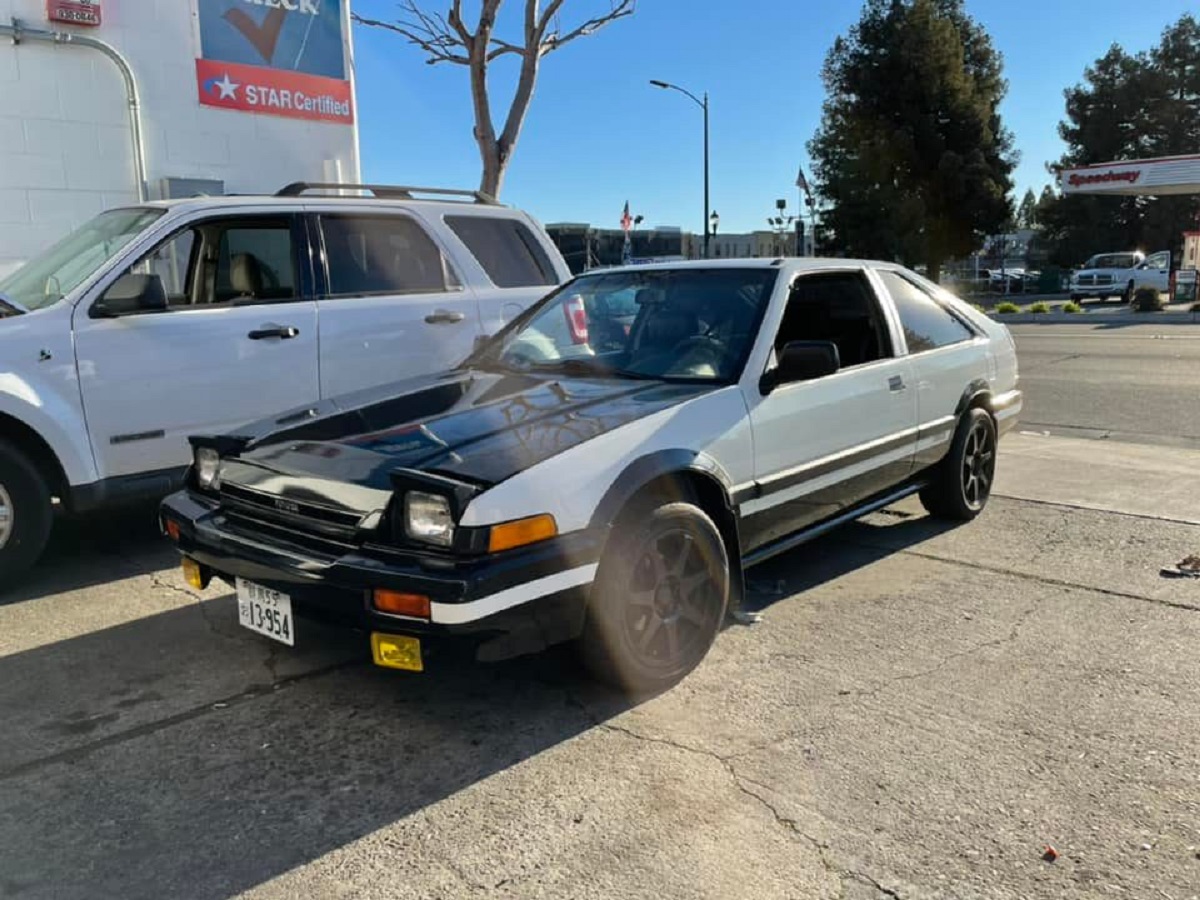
top-left (194, 447), bottom-right (222, 491)
top-left (404, 491), bottom-right (454, 547)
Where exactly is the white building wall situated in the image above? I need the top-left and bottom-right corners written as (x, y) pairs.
top-left (0, 0), bottom-right (361, 276)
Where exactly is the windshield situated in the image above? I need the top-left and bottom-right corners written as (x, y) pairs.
top-left (1083, 253), bottom-right (1138, 269)
top-left (471, 267), bottom-right (778, 383)
top-left (0, 207), bottom-right (165, 311)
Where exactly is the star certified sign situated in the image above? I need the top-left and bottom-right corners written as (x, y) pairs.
top-left (194, 59), bottom-right (354, 125)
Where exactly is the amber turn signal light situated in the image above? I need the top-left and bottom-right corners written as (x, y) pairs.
top-left (373, 589), bottom-right (431, 620)
top-left (487, 514), bottom-right (558, 553)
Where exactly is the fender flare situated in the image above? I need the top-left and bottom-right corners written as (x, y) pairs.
top-left (0, 382), bottom-right (98, 488)
top-left (589, 449), bottom-right (738, 530)
top-left (954, 379), bottom-right (994, 419)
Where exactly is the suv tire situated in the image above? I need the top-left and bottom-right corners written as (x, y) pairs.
top-left (919, 409), bottom-right (997, 522)
top-left (581, 501), bottom-right (729, 694)
top-left (0, 441), bottom-right (53, 587)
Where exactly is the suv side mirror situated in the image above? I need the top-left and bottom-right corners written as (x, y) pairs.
top-left (93, 273), bottom-right (169, 318)
top-left (761, 340), bottom-right (840, 392)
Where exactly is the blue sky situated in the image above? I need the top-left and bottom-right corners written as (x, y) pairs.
top-left (351, 0), bottom-right (1197, 234)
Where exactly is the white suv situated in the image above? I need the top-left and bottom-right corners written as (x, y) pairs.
top-left (162, 259), bottom-right (1022, 693)
top-left (0, 183), bottom-right (569, 581)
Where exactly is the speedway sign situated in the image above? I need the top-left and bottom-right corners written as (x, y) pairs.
top-left (195, 0), bottom-right (353, 124)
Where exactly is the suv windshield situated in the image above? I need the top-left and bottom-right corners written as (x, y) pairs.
top-left (0, 207), bottom-right (164, 312)
top-left (472, 267), bottom-right (778, 383)
top-left (1083, 253), bottom-right (1138, 269)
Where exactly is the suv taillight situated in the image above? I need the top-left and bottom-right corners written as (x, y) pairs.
top-left (563, 295), bottom-right (589, 345)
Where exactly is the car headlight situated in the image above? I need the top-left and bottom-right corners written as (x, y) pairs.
top-left (194, 447), bottom-right (222, 491)
top-left (404, 491), bottom-right (454, 547)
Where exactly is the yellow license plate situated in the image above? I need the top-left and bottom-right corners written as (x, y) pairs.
top-left (370, 633), bottom-right (423, 672)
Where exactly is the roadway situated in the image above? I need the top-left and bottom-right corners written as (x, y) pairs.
top-left (3, 325), bottom-right (1200, 899)
top-left (1010, 322), bottom-right (1200, 450)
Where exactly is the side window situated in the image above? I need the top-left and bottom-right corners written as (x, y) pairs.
top-left (878, 270), bottom-right (974, 354)
top-left (445, 215), bottom-right (558, 288)
top-left (213, 222), bottom-right (298, 304)
top-left (321, 215), bottom-right (450, 297)
top-left (774, 271), bottom-right (893, 369)
top-left (129, 228), bottom-right (198, 306)
top-left (1144, 251), bottom-right (1170, 270)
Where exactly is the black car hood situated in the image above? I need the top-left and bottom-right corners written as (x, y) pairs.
top-left (230, 369), bottom-right (714, 491)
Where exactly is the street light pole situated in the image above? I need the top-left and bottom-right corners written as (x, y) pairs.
top-left (651, 79), bottom-right (711, 259)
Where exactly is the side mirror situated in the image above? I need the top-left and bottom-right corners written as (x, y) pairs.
top-left (761, 340), bottom-right (840, 392)
top-left (93, 273), bottom-right (168, 318)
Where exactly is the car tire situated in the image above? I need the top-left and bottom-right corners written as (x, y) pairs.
top-left (0, 440), bottom-right (53, 588)
top-left (919, 408), bottom-right (997, 522)
top-left (580, 501), bottom-right (729, 694)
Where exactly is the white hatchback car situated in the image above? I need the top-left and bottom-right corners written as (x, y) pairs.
top-left (0, 183), bottom-right (569, 581)
top-left (162, 259), bottom-right (1021, 693)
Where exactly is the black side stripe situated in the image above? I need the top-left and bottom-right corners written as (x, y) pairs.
top-left (744, 416), bottom-right (957, 503)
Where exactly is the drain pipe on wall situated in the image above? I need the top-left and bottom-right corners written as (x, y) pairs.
top-left (1, 18), bottom-right (148, 202)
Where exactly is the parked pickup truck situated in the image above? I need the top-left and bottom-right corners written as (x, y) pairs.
top-left (1069, 250), bottom-right (1171, 303)
top-left (0, 182), bottom-right (570, 583)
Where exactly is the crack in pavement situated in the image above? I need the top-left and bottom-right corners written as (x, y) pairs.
top-left (988, 492), bottom-right (1200, 528)
top-left (0, 659), bottom-right (362, 783)
top-left (569, 690), bottom-right (904, 899)
top-left (843, 601), bottom-right (1038, 699)
top-left (870, 545), bottom-right (1200, 614)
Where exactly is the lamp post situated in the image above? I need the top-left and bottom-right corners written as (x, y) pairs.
top-left (651, 79), bottom-right (711, 259)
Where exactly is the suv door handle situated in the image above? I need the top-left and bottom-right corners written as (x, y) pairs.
top-left (425, 309), bottom-right (466, 325)
top-left (248, 325), bottom-right (299, 340)
top-left (888, 375), bottom-right (906, 392)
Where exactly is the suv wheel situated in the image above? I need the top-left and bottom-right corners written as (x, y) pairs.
top-left (581, 501), bottom-right (729, 694)
top-left (919, 409), bottom-right (997, 521)
top-left (0, 441), bottom-right (53, 587)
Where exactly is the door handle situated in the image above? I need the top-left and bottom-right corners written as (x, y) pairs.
top-left (888, 375), bottom-right (906, 392)
top-left (248, 325), bottom-right (299, 340)
top-left (425, 309), bottom-right (466, 325)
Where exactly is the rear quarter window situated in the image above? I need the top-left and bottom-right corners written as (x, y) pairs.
top-left (445, 215), bottom-right (558, 288)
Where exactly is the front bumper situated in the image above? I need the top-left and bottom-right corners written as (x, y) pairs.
top-left (160, 490), bottom-right (604, 663)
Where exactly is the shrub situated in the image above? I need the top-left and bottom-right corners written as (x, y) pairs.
top-left (971, 303), bottom-right (986, 313)
top-left (995, 301), bottom-right (1020, 314)
top-left (1061, 301), bottom-right (1082, 314)
top-left (1028, 302), bottom-right (1051, 314)
top-left (1132, 287), bottom-right (1165, 312)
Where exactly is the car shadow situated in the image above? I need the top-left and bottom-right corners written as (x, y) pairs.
top-left (0, 506), bottom-right (956, 899)
top-left (740, 507), bottom-right (960, 615)
top-left (1, 502), bottom-right (174, 605)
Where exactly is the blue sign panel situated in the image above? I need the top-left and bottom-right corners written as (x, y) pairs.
top-left (198, 0), bottom-right (346, 80)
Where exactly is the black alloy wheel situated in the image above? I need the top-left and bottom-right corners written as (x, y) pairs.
top-left (919, 408), bottom-right (998, 522)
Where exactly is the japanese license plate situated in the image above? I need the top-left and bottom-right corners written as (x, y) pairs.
top-left (236, 578), bottom-right (294, 646)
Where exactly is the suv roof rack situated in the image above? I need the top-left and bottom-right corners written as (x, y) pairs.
top-left (275, 182), bottom-right (500, 205)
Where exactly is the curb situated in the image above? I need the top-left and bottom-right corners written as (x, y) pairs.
top-left (990, 311), bottom-right (1200, 325)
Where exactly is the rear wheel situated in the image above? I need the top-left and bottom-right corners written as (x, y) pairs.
top-left (919, 409), bottom-right (997, 521)
top-left (0, 441), bottom-right (53, 587)
top-left (580, 501), bottom-right (729, 694)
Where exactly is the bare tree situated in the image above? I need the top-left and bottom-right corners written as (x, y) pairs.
top-left (355, 1), bottom-right (635, 198)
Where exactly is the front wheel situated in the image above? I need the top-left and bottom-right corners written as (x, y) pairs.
top-left (580, 502), bottom-right (729, 694)
top-left (0, 441), bottom-right (53, 588)
top-left (919, 409), bottom-right (997, 521)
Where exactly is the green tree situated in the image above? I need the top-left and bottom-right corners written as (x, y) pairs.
top-left (1037, 15), bottom-right (1200, 266)
top-left (1017, 188), bottom-right (1038, 228)
top-left (808, 0), bottom-right (1016, 280)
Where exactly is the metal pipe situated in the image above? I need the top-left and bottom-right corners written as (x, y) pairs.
top-left (1, 18), bottom-right (148, 202)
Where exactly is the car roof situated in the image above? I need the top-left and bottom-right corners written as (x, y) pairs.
top-left (577, 258), bottom-right (905, 277)
top-left (131, 195), bottom-right (528, 217)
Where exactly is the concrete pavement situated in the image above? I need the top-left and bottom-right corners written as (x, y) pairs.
top-left (3, 427), bottom-right (1200, 899)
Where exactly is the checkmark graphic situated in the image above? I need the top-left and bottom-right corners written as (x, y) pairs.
top-left (224, 6), bottom-right (288, 64)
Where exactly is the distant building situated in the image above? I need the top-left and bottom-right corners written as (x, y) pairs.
top-left (547, 222), bottom-right (809, 273)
